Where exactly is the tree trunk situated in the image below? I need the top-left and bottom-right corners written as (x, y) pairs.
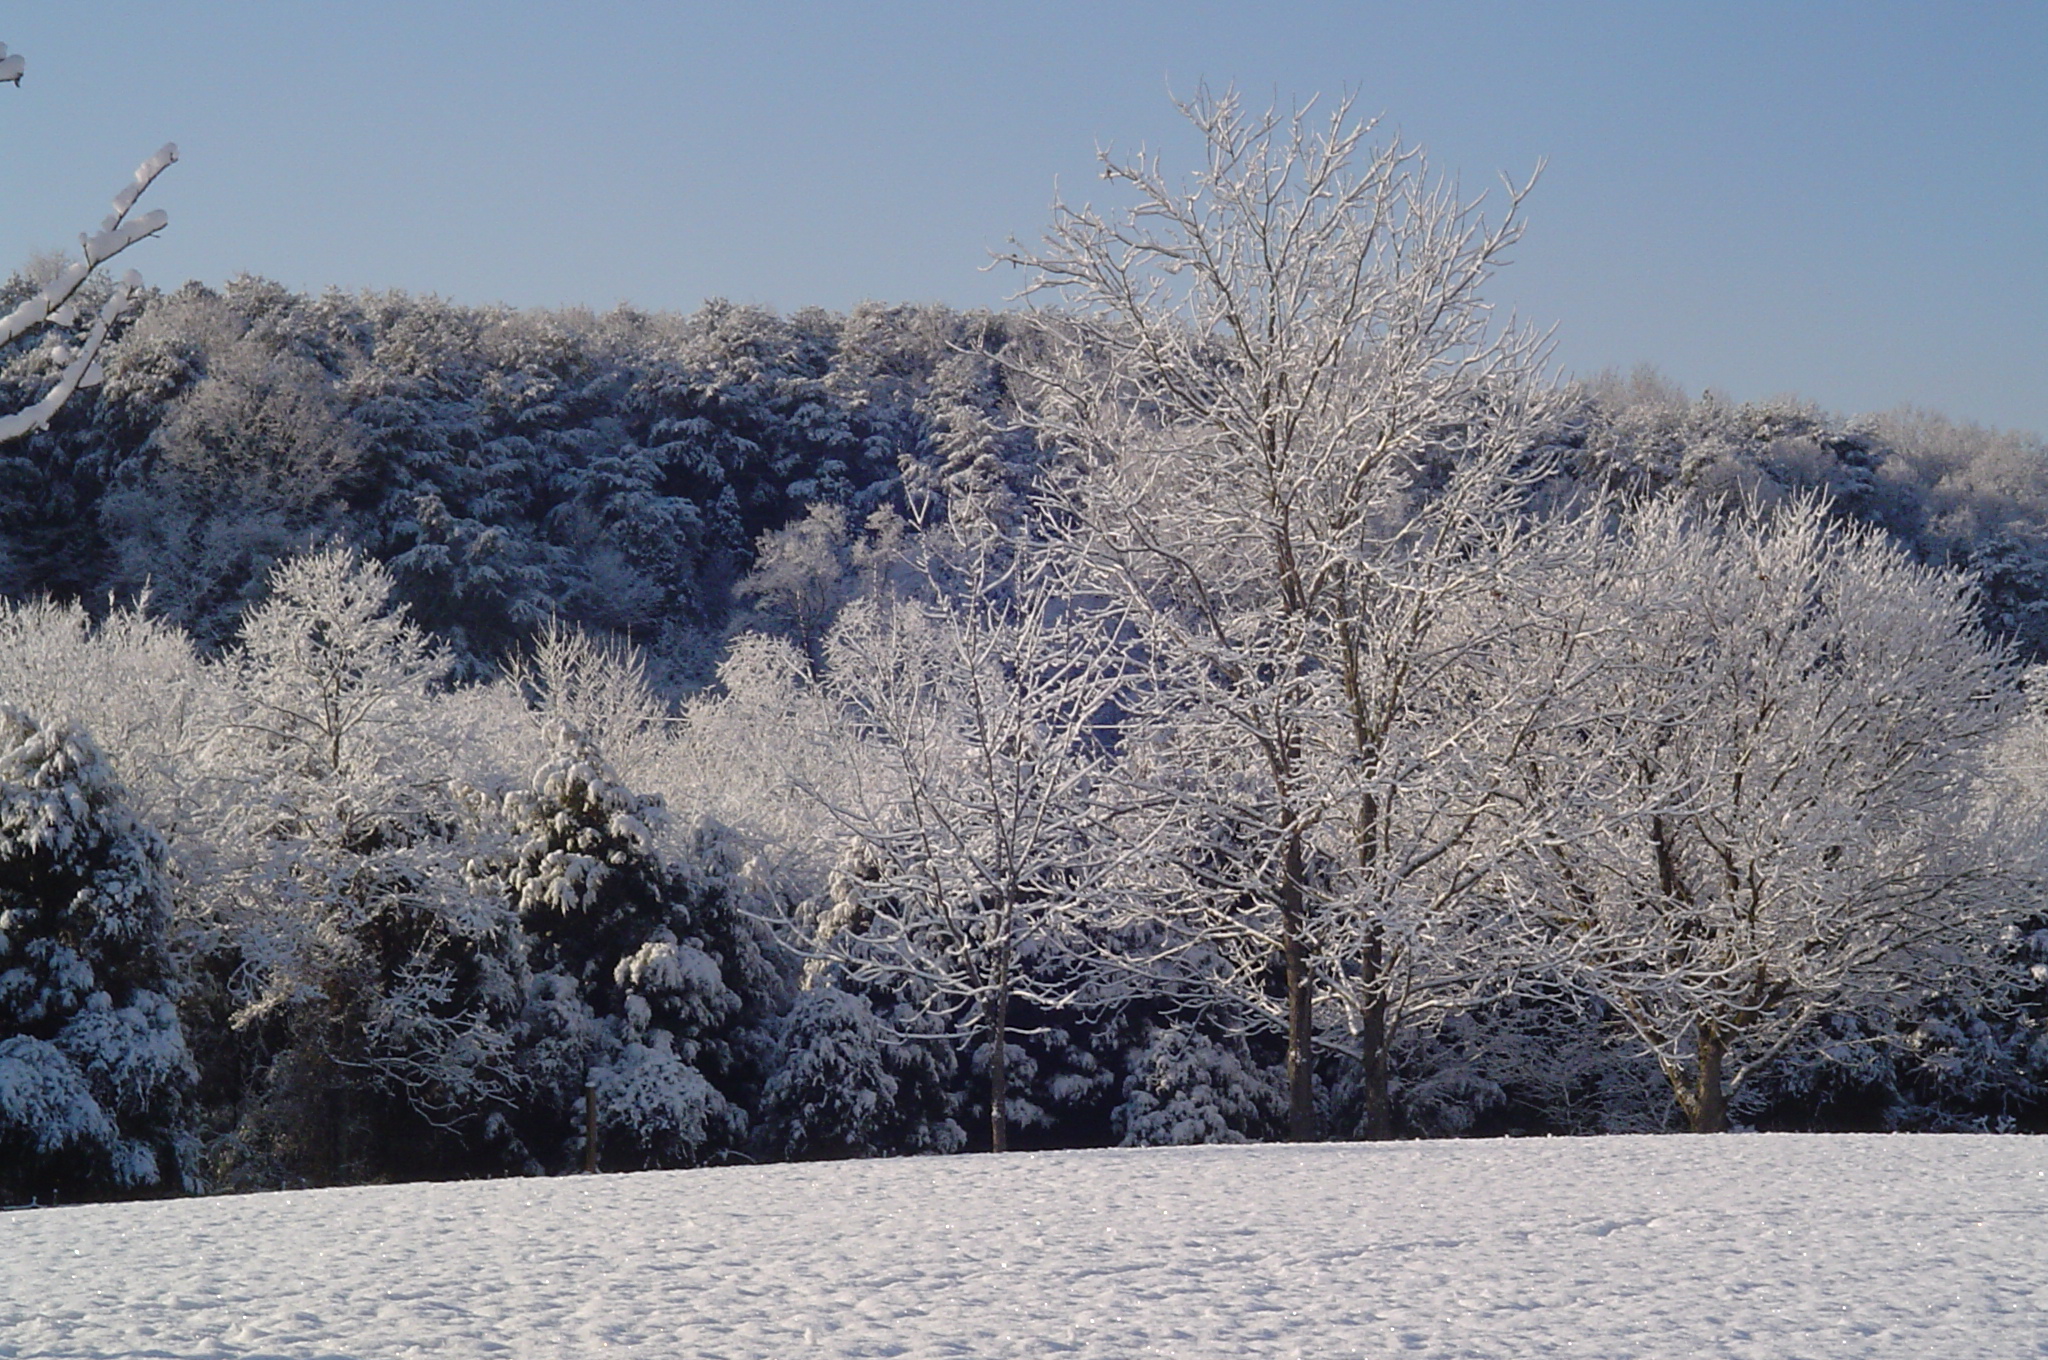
top-left (1689, 1022), bottom-right (1729, 1133)
top-left (987, 984), bottom-right (1011, 1153)
top-left (1347, 780), bottom-right (1392, 1141)
top-left (1357, 926), bottom-right (1392, 1140)
top-left (1282, 827), bottom-right (1317, 1140)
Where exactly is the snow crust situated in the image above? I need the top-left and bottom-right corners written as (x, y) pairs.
top-left (2, 1135), bottom-right (2044, 1358)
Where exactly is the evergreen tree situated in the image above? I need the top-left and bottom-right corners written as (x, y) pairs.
top-left (0, 705), bottom-right (194, 1202)
top-left (754, 984), bottom-right (964, 1159)
top-left (1113, 1021), bottom-right (1284, 1147)
top-left (484, 721), bottom-right (775, 1170)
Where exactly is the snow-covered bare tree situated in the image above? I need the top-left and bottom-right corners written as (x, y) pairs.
top-left (798, 527), bottom-right (1125, 1151)
top-left (1002, 87), bottom-right (1552, 1137)
top-left (0, 41), bottom-right (176, 444)
top-left (665, 631), bottom-right (860, 911)
top-left (0, 596), bottom-right (214, 840)
top-left (502, 617), bottom-right (671, 789)
top-left (733, 503), bottom-right (857, 673)
top-left (191, 548), bottom-right (521, 1184)
top-left (1494, 497), bottom-right (2028, 1131)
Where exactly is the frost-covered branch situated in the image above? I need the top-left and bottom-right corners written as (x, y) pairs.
top-left (1, 42), bottom-right (176, 443)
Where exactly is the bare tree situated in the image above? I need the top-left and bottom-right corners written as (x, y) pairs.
top-left (1001, 87), bottom-right (1552, 1137)
top-left (1494, 496), bottom-right (2028, 1131)
top-left (795, 524), bottom-right (1125, 1151)
top-left (1, 41), bottom-right (176, 444)
top-left (193, 549), bottom-right (520, 1178)
top-left (733, 503), bottom-right (857, 673)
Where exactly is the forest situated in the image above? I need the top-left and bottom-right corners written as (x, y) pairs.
top-left (6, 88), bottom-right (2048, 1205)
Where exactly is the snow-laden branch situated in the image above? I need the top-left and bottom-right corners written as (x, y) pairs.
top-left (1, 42), bottom-right (176, 443)
top-left (0, 268), bottom-right (139, 443)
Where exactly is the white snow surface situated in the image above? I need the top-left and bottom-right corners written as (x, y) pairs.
top-left (3, 1134), bottom-right (2044, 1358)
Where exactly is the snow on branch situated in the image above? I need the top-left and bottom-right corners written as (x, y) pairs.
top-left (0, 269), bottom-right (141, 444)
top-left (1, 41), bottom-right (176, 444)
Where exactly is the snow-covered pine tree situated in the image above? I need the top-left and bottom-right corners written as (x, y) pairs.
top-left (1112, 1020), bottom-right (1284, 1147)
top-left (0, 706), bottom-right (195, 1203)
top-left (755, 984), bottom-right (964, 1159)
top-left (484, 720), bottom-right (774, 1170)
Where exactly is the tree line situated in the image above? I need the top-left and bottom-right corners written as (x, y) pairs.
top-left (6, 88), bottom-right (2048, 1205)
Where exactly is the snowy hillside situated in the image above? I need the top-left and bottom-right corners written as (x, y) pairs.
top-left (3, 1136), bottom-right (2043, 1358)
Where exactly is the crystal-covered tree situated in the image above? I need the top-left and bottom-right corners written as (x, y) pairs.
top-left (1493, 497), bottom-right (2029, 1131)
top-left (797, 526), bottom-right (1127, 1152)
top-left (1002, 87), bottom-right (1553, 1138)
top-left (194, 548), bottom-right (522, 1185)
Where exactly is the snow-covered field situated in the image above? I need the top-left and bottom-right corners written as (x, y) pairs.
top-left (3, 1135), bottom-right (2043, 1359)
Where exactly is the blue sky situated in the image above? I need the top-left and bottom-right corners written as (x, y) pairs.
top-left (4, 2), bottom-right (2043, 435)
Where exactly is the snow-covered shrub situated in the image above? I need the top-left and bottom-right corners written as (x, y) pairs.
top-left (756, 985), bottom-right (964, 1160)
top-left (0, 705), bottom-right (195, 1202)
top-left (1113, 1023), bottom-right (1283, 1148)
top-left (594, 1033), bottom-right (746, 1168)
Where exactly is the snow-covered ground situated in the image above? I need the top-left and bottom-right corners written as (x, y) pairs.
top-left (3, 1134), bottom-right (2044, 1359)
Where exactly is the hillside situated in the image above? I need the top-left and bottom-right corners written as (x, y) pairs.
top-left (3, 1136), bottom-right (2043, 1358)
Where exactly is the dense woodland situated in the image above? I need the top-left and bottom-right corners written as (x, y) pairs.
top-left (7, 89), bottom-right (2048, 1205)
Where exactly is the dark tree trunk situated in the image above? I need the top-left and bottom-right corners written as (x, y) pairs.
top-left (1282, 827), bottom-right (1317, 1140)
top-left (1358, 926), bottom-right (1392, 1140)
top-left (988, 983), bottom-right (1011, 1153)
top-left (323, 1083), bottom-right (349, 1184)
top-left (1689, 1023), bottom-right (1729, 1133)
top-left (1352, 781), bottom-right (1391, 1141)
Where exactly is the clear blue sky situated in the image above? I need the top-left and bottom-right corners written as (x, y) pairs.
top-left (4, 1), bottom-right (2043, 436)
